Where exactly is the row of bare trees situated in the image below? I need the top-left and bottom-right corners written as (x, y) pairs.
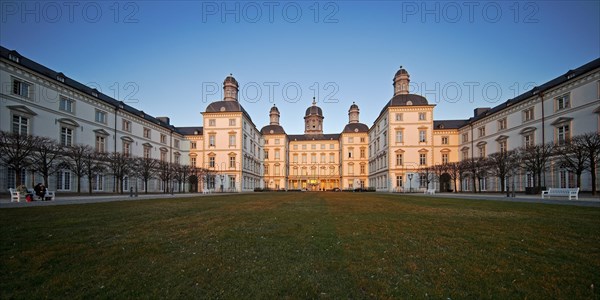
top-left (420, 132), bottom-right (600, 195)
top-left (0, 131), bottom-right (210, 194)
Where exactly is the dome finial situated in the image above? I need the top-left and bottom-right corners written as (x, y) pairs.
top-left (400, 65), bottom-right (403, 69)
top-left (312, 97), bottom-right (316, 105)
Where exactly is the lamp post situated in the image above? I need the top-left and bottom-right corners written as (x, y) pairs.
top-left (407, 173), bottom-right (413, 193)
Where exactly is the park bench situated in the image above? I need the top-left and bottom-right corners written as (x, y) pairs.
top-left (424, 188), bottom-right (436, 195)
top-left (541, 188), bottom-right (579, 200)
top-left (9, 188), bottom-right (20, 202)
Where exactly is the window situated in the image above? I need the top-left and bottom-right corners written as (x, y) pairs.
top-left (224, 134), bottom-right (234, 147)
top-left (143, 146), bottom-right (151, 159)
top-left (160, 150), bottom-right (167, 162)
top-left (92, 174), bottom-right (104, 191)
top-left (348, 148), bottom-right (353, 158)
top-left (441, 136), bottom-right (449, 145)
top-left (174, 153), bottom-right (180, 164)
top-left (524, 133), bottom-right (534, 147)
top-left (478, 126), bottom-right (486, 137)
top-left (419, 153), bottom-right (427, 165)
top-left (462, 149), bottom-right (469, 160)
top-left (302, 154), bottom-right (307, 163)
top-left (311, 154), bottom-right (317, 163)
top-left (275, 139), bottom-right (280, 145)
top-left (243, 135), bottom-right (247, 149)
top-left (122, 119), bottom-right (131, 132)
top-left (160, 134), bottom-right (167, 144)
top-left (56, 170), bottom-right (71, 191)
top-left (348, 137), bottom-right (354, 143)
top-left (396, 154), bottom-right (403, 166)
top-left (498, 118), bottom-right (507, 130)
top-left (523, 107), bottom-right (534, 122)
top-left (478, 145), bottom-right (486, 158)
top-left (190, 156), bottom-right (196, 167)
top-left (330, 144), bottom-right (335, 149)
top-left (555, 94), bottom-right (570, 111)
top-left (229, 119), bottom-right (236, 126)
top-left (275, 150), bottom-right (280, 159)
top-left (462, 133), bottom-right (469, 143)
top-left (442, 153), bottom-right (449, 164)
top-left (8, 53), bottom-right (20, 63)
top-left (419, 112), bottom-right (426, 120)
top-left (174, 139), bottom-right (180, 149)
top-left (293, 154), bottom-right (298, 163)
top-left (60, 127), bottom-right (73, 146)
top-left (395, 130), bottom-right (403, 143)
top-left (321, 144), bottom-right (326, 149)
top-left (59, 97), bottom-right (75, 113)
top-left (95, 110), bottom-right (107, 124)
top-left (395, 113), bottom-right (403, 121)
top-left (95, 136), bottom-right (106, 153)
top-left (419, 130), bottom-right (426, 143)
top-left (209, 119), bottom-right (216, 126)
top-left (348, 163), bottom-right (354, 175)
top-left (499, 140), bottom-right (507, 153)
top-left (209, 156), bottom-right (215, 168)
top-left (419, 174), bottom-right (428, 188)
top-left (191, 142), bottom-right (197, 149)
top-left (556, 124), bottom-right (570, 145)
top-left (329, 153), bottom-right (335, 163)
top-left (143, 128), bottom-right (151, 138)
top-left (12, 115), bottom-right (28, 135)
top-left (293, 144), bottom-right (298, 150)
top-left (360, 164), bottom-right (366, 174)
top-left (311, 144), bottom-right (316, 150)
top-left (320, 153), bottom-right (326, 163)
top-left (265, 165), bottom-right (271, 175)
top-left (12, 78), bottom-right (31, 98)
top-left (230, 156), bottom-right (236, 168)
top-left (274, 166), bottom-right (280, 175)
top-left (396, 176), bottom-right (403, 187)
top-left (360, 148), bottom-right (365, 158)
top-left (123, 142), bottom-right (131, 156)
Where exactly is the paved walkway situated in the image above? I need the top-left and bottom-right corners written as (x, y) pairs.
top-left (0, 192), bottom-right (234, 208)
top-left (409, 192), bottom-right (600, 207)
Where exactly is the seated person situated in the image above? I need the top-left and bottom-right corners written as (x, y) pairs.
top-left (34, 183), bottom-right (47, 200)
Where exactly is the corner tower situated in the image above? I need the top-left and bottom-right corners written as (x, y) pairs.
top-left (304, 97), bottom-right (324, 134)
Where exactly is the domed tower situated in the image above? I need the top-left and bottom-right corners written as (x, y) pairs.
top-left (223, 74), bottom-right (239, 101)
top-left (269, 105), bottom-right (280, 125)
top-left (348, 102), bottom-right (360, 123)
top-left (304, 97), bottom-right (324, 134)
top-left (393, 66), bottom-right (410, 96)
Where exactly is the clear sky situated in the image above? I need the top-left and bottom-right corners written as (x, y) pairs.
top-left (1, 1), bottom-right (599, 133)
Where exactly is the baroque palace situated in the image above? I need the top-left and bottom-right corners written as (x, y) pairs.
top-left (1, 45), bottom-right (599, 193)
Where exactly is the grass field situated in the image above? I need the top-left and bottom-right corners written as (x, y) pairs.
top-left (1, 192), bottom-right (599, 299)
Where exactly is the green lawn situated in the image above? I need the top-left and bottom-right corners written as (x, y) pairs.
top-left (1, 193), bottom-right (599, 299)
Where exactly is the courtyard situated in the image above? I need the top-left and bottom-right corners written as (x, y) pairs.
top-left (1, 192), bottom-right (599, 298)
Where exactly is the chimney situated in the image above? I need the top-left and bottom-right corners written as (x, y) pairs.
top-left (474, 108), bottom-right (491, 117)
top-left (157, 117), bottom-right (170, 125)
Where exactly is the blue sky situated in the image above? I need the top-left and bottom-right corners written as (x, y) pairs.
top-left (1, 1), bottom-right (599, 133)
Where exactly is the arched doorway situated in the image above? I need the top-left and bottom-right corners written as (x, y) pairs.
top-left (440, 173), bottom-right (451, 192)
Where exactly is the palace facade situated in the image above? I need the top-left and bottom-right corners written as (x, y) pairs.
top-left (1, 45), bottom-right (599, 193)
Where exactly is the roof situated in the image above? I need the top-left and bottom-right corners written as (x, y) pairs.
top-left (224, 75), bottom-right (238, 85)
top-left (176, 126), bottom-right (204, 135)
top-left (270, 105), bottom-right (280, 113)
top-left (433, 120), bottom-right (468, 129)
top-left (342, 123), bottom-right (369, 133)
top-left (288, 134), bottom-right (340, 141)
top-left (0, 46), bottom-right (187, 135)
top-left (394, 68), bottom-right (409, 77)
top-left (305, 105), bottom-right (323, 117)
top-left (205, 101), bottom-right (253, 121)
top-left (349, 103), bottom-right (359, 110)
top-left (465, 57), bottom-right (600, 124)
top-left (260, 125), bottom-right (286, 135)
top-left (376, 94), bottom-right (430, 122)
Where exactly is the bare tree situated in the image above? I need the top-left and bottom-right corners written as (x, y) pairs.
top-left (0, 131), bottom-right (41, 187)
top-left (555, 136), bottom-right (587, 188)
top-left (172, 164), bottom-right (192, 193)
top-left (445, 162), bottom-right (461, 193)
top-left (65, 144), bottom-right (90, 193)
top-left (84, 150), bottom-right (106, 194)
top-left (133, 157), bottom-right (159, 194)
top-left (30, 137), bottom-right (64, 187)
top-left (418, 166), bottom-right (434, 190)
top-left (107, 152), bottom-right (132, 194)
top-left (157, 160), bottom-right (173, 193)
top-left (518, 142), bottom-right (555, 193)
top-left (579, 132), bottom-right (600, 195)
top-left (487, 149), bottom-right (518, 192)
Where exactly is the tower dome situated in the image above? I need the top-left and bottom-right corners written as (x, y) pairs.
top-left (393, 66), bottom-right (410, 96)
top-left (304, 97), bottom-right (324, 134)
top-left (348, 102), bottom-right (360, 123)
top-left (223, 73), bottom-right (239, 101)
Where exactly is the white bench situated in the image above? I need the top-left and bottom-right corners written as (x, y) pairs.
top-left (541, 188), bottom-right (579, 200)
top-left (424, 188), bottom-right (436, 195)
top-left (9, 188), bottom-right (20, 202)
top-left (202, 189), bottom-right (213, 195)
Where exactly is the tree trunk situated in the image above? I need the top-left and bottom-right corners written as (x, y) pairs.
top-left (88, 177), bottom-right (93, 194)
top-left (144, 179), bottom-right (148, 194)
top-left (591, 161), bottom-right (597, 196)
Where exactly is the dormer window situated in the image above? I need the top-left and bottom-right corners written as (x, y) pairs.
top-left (56, 73), bottom-right (65, 83)
top-left (91, 89), bottom-right (99, 97)
top-left (8, 53), bottom-right (20, 63)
